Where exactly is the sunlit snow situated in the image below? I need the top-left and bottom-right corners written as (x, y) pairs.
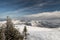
top-left (15, 25), bottom-right (60, 40)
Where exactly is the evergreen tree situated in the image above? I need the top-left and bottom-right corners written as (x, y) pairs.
top-left (0, 27), bottom-right (5, 40)
top-left (5, 16), bottom-right (23, 40)
top-left (23, 26), bottom-right (27, 33)
top-left (0, 16), bottom-right (24, 40)
top-left (23, 26), bottom-right (28, 40)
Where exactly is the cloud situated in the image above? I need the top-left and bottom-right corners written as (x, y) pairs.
top-left (0, 0), bottom-right (60, 18)
top-left (0, 9), bottom-right (22, 18)
top-left (26, 11), bottom-right (60, 18)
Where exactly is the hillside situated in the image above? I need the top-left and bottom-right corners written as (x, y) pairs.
top-left (15, 25), bottom-right (60, 40)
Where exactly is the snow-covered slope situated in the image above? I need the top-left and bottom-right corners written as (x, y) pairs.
top-left (15, 25), bottom-right (60, 40)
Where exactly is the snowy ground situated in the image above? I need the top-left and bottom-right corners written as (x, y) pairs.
top-left (15, 25), bottom-right (60, 40)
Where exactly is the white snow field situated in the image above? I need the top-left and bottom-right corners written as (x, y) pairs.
top-left (15, 25), bottom-right (60, 40)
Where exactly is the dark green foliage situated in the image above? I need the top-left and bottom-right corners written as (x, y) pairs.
top-left (0, 28), bottom-right (3, 40)
top-left (0, 16), bottom-right (24, 40)
top-left (0, 27), bottom-right (6, 40)
top-left (23, 26), bottom-right (27, 33)
top-left (5, 26), bottom-right (23, 40)
top-left (23, 26), bottom-right (28, 39)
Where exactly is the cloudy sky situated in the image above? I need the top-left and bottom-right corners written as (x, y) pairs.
top-left (0, 0), bottom-right (60, 18)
